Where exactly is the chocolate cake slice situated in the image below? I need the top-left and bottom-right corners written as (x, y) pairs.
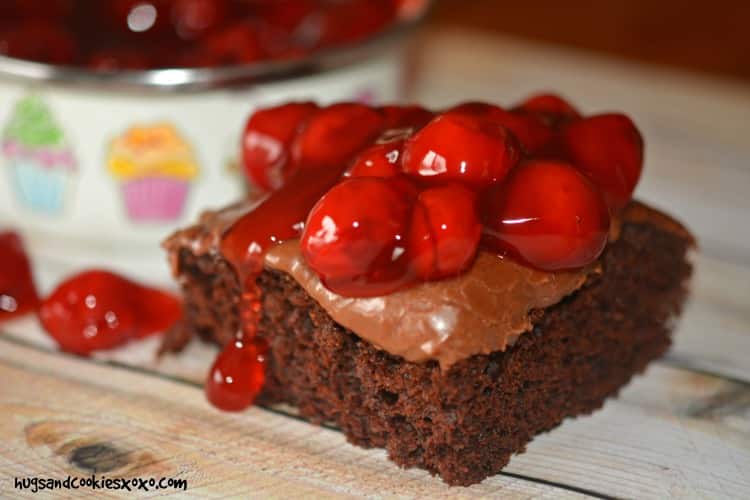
top-left (162, 97), bottom-right (694, 485)
top-left (164, 200), bottom-right (693, 486)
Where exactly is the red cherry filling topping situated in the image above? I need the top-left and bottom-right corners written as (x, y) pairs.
top-left (0, 0), bottom-right (406, 70)
top-left (482, 161), bottom-right (610, 271)
top-left (379, 105), bottom-right (435, 130)
top-left (344, 139), bottom-right (405, 179)
top-left (402, 112), bottom-right (520, 189)
top-left (0, 232), bottom-right (39, 322)
top-left (0, 21), bottom-right (78, 65)
top-left (448, 102), bottom-right (555, 155)
top-left (39, 270), bottom-right (181, 356)
top-left (408, 184), bottom-right (481, 280)
top-left (171, 0), bottom-right (230, 40)
top-left (516, 93), bottom-right (582, 124)
top-left (242, 102), bottom-right (319, 191)
top-left (292, 103), bottom-right (385, 169)
top-left (206, 336), bottom-right (268, 411)
top-left (301, 177), bottom-right (415, 297)
top-left (233, 98), bottom-right (643, 292)
top-left (192, 22), bottom-right (267, 66)
top-left (562, 113), bottom-right (644, 211)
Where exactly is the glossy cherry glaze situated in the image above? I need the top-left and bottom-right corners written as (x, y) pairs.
top-left (562, 114), bottom-right (644, 211)
top-left (39, 270), bottom-right (182, 356)
top-left (242, 102), bottom-right (320, 191)
top-left (205, 336), bottom-right (268, 411)
top-left (0, 232), bottom-right (39, 322)
top-left (0, 0), bottom-right (403, 69)
top-left (402, 111), bottom-right (520, 189)
top-left (482, 160), bottom-right (611, 271)
top-left (216, 94), bottom-right (643, 411)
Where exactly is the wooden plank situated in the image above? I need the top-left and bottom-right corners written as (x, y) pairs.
top-left (1, 338), bottom-right (748, 499)
top-left (0, 339), bottom-right (584, 499)
top-left (506, 364), bottom-right (750, 499)
top-left (667, 255), bottom-right (750, 382)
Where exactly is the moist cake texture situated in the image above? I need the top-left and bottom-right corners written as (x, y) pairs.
top-left (164, 200), bottom-right (693, 486)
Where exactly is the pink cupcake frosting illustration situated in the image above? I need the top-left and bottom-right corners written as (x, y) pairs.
top-left (2, 95), bottom-right (76, 214)
top-left (107, 124), bottom-right (199, 223)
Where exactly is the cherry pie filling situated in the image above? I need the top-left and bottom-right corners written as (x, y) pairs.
top-left (206, 94), bottom-right (644, 410)
top-left (0, 0), bottom-right (409, 70)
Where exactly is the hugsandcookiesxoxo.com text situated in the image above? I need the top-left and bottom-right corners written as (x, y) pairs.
top-left (14, 475), bottom-right (188, 493)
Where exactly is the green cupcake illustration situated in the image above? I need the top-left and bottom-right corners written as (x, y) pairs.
top-left (2, 95), bottom-right (76, 214)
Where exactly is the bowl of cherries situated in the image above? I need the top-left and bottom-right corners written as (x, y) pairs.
top-left (0, 0), bottom-right (428, 283)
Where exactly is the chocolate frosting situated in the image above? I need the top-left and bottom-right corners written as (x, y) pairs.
top-left (265, 241), bottom-right (598, 368)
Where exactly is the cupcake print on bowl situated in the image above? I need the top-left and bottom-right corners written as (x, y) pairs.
top-left (2, 95), bottom-right (76, 215)
top-left (108, 124), bottom-right (199, 224)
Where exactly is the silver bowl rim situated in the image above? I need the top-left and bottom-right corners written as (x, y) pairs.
top-left (0, 5), bottom-right (429, 94)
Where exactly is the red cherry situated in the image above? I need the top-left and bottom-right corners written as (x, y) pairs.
top-left (206, 337), bottom-right (268, 412)
top-left (408, 184), bottom-right (481, 280)
top-left (402, 112), bottom-right (520, 188)
top-left (242, 102), bottom-right (319, 191)
top-left (344, 140), bottom-right (404, 179)
top-left (171, 0), bottom-right (229, 40)
top-left (516, 93), bottom-right (582, 124)
top-left (133, 285), bottom-right (184, 339)
top-left (39, 270), bottom-right (181, 356)
top-left (379, 105), bottom-right (435, 131)
top-left (0, 21), bottom-right (77, 65)
top-left (0, 232), bottom-right (39, 322)
top-left (482, 160), bottom-right (610, 271)
top-left (449, 102), bottom-right (555, 155)
top-left (562, 113), bottom-right (644, 211)
top-left (292, 103), bottom-right (385, 169)
top-left (194, 22), bottom-right (266, 66)
top-left (255, 0), bottom-right (316, 33)
top-left (301, 177), bottom-right (415, 297)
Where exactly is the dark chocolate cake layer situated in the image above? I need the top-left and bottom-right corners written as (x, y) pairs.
top-left (167, 202), bottom-right (693, 486)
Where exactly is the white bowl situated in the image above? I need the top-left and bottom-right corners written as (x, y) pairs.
top-left (0, 18), bottom-right (422, 285)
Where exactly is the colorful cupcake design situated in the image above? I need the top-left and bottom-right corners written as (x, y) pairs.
top-left (107, 124), bottom-right (199, 223)
top-left (2, 95), bottom-right (76, 214)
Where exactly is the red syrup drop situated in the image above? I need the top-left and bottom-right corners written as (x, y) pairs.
top-left (208, 168), bottom-right (348, 411)
top-left (205, 335), bottom-right (268, 411)
top-left (39, 270), bottom-right (182, 356)
top-left (0, 232), bottom-right (40, 322)
top-left (212, 105), bottom-right (386, 411)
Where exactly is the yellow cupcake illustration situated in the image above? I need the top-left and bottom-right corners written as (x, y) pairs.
top-left (108, 123), bottom-right (199, 223)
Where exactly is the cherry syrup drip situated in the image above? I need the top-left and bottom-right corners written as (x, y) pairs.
top-left (208, 95), bottom-right (644, 411)
top-left (207, 103), bottom-right (387, 411)
top-left (39, 270), bottom-right (182, 356)
top-left (0, 232), bottom-right (39, 322)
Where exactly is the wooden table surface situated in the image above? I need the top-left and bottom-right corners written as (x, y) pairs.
top-left (2, 29), bottom-right (750, 499)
